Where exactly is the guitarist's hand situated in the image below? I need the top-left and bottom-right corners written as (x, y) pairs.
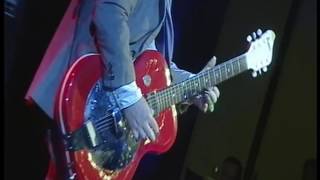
top-left (193, 56), bottom-right (220, 113)
top-left (123, 97), bottom-right (159, 141)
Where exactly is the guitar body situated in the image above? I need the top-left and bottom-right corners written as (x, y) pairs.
top-left (51, 50), bottom-right (178, 180)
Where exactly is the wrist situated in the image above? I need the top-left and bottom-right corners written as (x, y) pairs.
top-left (107, 81), bottom-right (143, 110)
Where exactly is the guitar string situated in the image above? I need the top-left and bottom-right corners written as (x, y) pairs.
top-left (145, 55), bottom-right (246, 111)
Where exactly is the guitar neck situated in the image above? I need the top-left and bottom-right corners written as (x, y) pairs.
top-left (147, 53), bottom-right (248, 113)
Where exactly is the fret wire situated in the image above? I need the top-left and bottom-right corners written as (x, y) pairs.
top-left (183, 81), bottom-right (187, 100)
top-left (170, 88), bottom-right (173, 106)
top-left (226, 62), bottom-right (231, 77)
top-left (187, 79), bottom-right (191, 98)
top-left (200, 72), bottom-right (205, 88)
top-left (156, 92), bottom-right (161, 111)
top-left (218, 65), bottom-right (222, 82)
top-left (187, 79), bottom-right (190, 97)
top-left (232, 60), bottom-right (238, 74)
top-left (214, 68), bottom-right (218, 84)
top-left (173, 85), bottom-right (179, 106)
top-left (164, 90), bottom-right (168, 109)
top-left (214, 67), bottom-right (218, 84)
top-left (224, 63), bottom-right (228, 79)
top-left (150, 54), bottom-right (247, 111)
top-left (208, 70), bottom-right (213, 87)
top-left (217, 65), bottom-right (221, 82)
top-left (202, 71), bottom-right (207, 87)
top-left (181, 82), bottom-right (185, 101)
top-left (222, 63), bottom-right (226, 79)
top-left (171, 86), bottom-right (174, 105)
top-left (203, 71), bottom-right (209, 88)
top-left (147, 96), bottom-right (154, 111)
top-left (199, 76), bottom-right (202, 91)
top-left (206, 69), bottom-right (211, 86)
top-left (174, 86), bottom-right (177, 104)
top-left (171, 86), bottom-right (176, 104)
top-left (156, 93), bottom-right (161, 112)
top-left (164, 91), bottom-right (167, 109)
top-left (167, 86), bottom-right (171, 107)
top-left (174, 85), bottom-right (178, 104)
top-left (157, 92), bottom-right (161, 111)
top-left (160, 91), bottom-right (165, 111)
top-left (176, 85), bottom-right (179, 101)
top-left (177, 85), bottom-right (180, 104)
top-left (194, 77), bottom-right (199, 95)
top-left (209, 68), bottom-right (214, 86)
top-left (196, 76), bottom-right (200, 93)
top-left (177, 83), bottom-right (181, 103)
top-left (191, 78), bottom-right (194, 96)
top-left (237, 57), bottom-right (241, 72)
top-left (204, 72), bottom-right (208, 88)
top-left (231, 60), bottom-right (235, 74)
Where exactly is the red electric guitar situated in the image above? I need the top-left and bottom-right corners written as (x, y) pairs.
top-left (52, 29), bottom-right (275, 179)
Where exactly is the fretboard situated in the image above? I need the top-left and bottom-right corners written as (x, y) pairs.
top-left (147, 53), bottom-right (248, 114)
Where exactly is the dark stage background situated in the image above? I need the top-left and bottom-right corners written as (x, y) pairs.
top-left (4, 0), bottom-right (316, 180)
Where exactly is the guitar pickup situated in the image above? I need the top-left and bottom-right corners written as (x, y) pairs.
top-left (84, 120), bottom-right (100, 148)
top-left (64, 121), bottom-right (102, 151)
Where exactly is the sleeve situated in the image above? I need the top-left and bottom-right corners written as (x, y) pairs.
top-left (169, 61), bottom-right (195, 84)
top-left (93, 0), bottom-right (142, 110)
top-left (93, 0), bottom-right (138, 89)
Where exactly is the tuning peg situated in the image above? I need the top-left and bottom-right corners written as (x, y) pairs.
top-left (263, 66), bottom-right (268, 72)
top-left (257, 29), bottom-right (262, 37)
top-left (252, 32), bottom-right (257, 40)
top-left (252, 71), bottom-right (257, 77)
top-left (247, 35), bottom-right (252, 42)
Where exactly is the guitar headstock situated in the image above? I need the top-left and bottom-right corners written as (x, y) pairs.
top-left (245, 29), bottom-right (276, 77)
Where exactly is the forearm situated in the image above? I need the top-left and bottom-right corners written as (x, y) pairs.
top-left (93, 0), bottom-right (142, 109)
top-left (93, 0), bottom-right (137, 89)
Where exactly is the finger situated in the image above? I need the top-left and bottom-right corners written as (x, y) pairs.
top-left (204, 93), bottom-right (214, 112)
top-left (148, 116), bottom-right (159, 135)
top-left (213, 86), bottom-right (220, 99)
top-left (137, 126), bottom-right (147, 140)
top-left (142, 122), bottom-right (156, 141)
top-left (201, 102), bottom-right (208, 113)
top-left (194, 95), bottom-right (207, 112)
top-left (201, 56), bottom-right (217, 72)
top-left (132, 129), bottom-right (139, 140)
top-left (149, 107), bottom-right (155, 116)
top-left (206, 89), bottom-right (217, 104)
top-left (204, 89), bottom-right (217, 112)
top-left (126, 116), bottom-right (139, 133)
top-left (192, 95), bottom-right (200, 106)
top-left (207, 56), bottom-right (217, 68)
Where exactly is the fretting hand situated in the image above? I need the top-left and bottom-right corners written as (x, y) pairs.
top-left (192, 56), bottom-right (220, 113)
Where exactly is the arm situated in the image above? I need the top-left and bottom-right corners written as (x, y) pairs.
top-left (94, 0), bottom-right (137, 89)
top-left (93, 0), bottom-right (141, 109)
top-left (93, 0), bottom-right (159, 141)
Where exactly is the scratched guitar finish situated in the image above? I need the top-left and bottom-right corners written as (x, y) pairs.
top-left (55, 30), bottom-right (275, 179)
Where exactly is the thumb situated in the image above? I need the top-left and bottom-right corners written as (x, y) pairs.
top-left (201, 56), bottom-right (217, 72)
